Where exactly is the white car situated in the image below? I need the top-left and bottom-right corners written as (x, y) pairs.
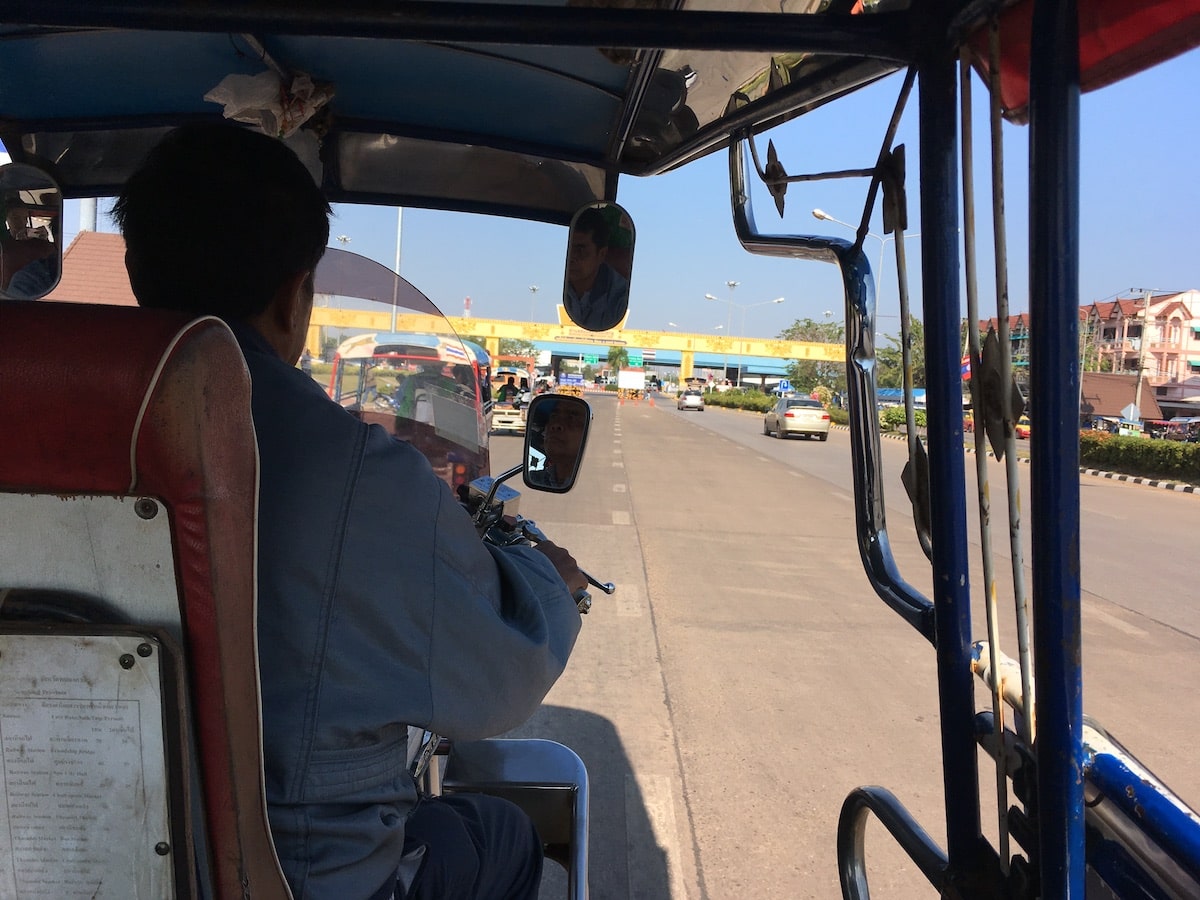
top-left (764, 397), bottom-right (830, 440)
top-left (676, 389), bottom-right (705, 411)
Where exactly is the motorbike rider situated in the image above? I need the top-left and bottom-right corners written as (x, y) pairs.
top-left (496, 375), bottom-right (520, 402)
top-left (113, 123), bottom-right (587, 900)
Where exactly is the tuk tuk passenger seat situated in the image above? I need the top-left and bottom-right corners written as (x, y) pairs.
top-left (0, 301), bottom-right (291, 899)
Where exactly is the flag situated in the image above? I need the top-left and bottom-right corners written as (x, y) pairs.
top-left (960, 354), bottom-right (972, 380)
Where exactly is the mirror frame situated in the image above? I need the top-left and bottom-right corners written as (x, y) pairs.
top-left (0, 163), bottom-right (64, 301)
top-left (522, 394), bottom-right (592, 493)
top-left (561, 201), bottom-right (634, 332)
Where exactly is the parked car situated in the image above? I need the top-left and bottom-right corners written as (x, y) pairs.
top-left (677, 389), bottom-right (705, 411)
top-left (764, 397), bottom-right (831, 440)
top-left (1015, 415), bottom-right (1031, 439)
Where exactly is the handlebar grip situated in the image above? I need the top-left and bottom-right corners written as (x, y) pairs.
top-left (574, 589), bottom-right (592, 614)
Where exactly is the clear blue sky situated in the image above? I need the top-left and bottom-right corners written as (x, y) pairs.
top-left (51, 47), bottom-right (1200, 343)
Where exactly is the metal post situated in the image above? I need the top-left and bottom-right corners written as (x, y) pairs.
top-left (917, 20), bottom-right (982, 876)
top-left (390, 208), bottom-right (403, 333)
top-left (1029, 0), bottom-right (1084, 894)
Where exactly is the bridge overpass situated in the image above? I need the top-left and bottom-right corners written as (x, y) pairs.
top-left (308, 307), bottom-right (843, 380)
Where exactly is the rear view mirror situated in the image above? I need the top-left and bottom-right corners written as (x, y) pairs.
top-left (523, 394), bottom-right (591, 493)
top-left (0, 164), bottom-right (62, 300)
top-left (562, 202), bottom-right (634, 331)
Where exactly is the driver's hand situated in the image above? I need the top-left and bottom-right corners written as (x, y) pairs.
top-left (534, 540), bottom-right (587, 596)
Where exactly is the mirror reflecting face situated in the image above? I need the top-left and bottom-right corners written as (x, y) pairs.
top-left (0, 164), bottom-right (63, 301)
top-left (562, 201), bottom-right (634, 332)
top-left (523, 394), bottom-right (591, 493)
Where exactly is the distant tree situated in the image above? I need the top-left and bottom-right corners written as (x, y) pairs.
top-left (608, 346), bottom-right (629, 371)
top-left (498, 337), bottom-right (539, 359)
top-left (778, 317), bottom-right (845, 394)
top-left (876, 317), bottom-right (926, 389)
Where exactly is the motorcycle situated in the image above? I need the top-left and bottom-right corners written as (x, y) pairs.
top-left (408, 392), bottom-right (615, 900)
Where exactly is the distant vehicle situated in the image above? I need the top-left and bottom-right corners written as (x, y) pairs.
top-left (764, 397), bottom-right (831, 441)
top-left (676, 389), bottom-right (705, 412)
top-left (616, 368), bottom-right (646, 394)
top-left (1015, 415), bottom-right (1031, 439)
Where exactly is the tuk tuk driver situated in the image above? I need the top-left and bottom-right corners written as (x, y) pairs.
top-left (113, 123), bottom-right (587, 900)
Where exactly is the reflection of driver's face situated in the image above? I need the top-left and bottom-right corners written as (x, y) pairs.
top-left (567, 232), bottom-right (606, 293)
top-left (5, 208), bottom-right (31, 239)
top-left (544, 405), bottom-right (586, 464)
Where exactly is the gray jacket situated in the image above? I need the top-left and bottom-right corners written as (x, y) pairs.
top-left (235, 325), bottom-right (581, 897)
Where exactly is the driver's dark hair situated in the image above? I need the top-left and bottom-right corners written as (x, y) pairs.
top-left (113, 123), bottom-right (331, 319)
top-left (573, 206), bottom-right (610, 249)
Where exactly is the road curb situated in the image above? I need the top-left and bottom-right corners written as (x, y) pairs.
top-left (829, 424), bottom-right (1198, 494)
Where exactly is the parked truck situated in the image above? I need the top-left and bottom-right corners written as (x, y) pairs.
top-left (617, 368), bottom-right (645, 400)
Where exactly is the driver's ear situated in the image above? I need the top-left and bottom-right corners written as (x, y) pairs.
top-left (272, 269), bottom-right (314, 333)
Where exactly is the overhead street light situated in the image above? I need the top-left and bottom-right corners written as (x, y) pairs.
top-left (705, 290), bottom-right (785, 387)
top-left (811, 208), bottom-right (920, 312)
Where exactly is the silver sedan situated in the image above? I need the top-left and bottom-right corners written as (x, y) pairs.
top-left (763, 396), bottom-right (830, 440)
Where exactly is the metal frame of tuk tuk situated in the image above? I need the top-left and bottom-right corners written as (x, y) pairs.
top-left (2, 1), bottom-right (1198, 897)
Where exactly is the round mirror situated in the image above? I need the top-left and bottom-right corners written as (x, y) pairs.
top-left (523, 394), bottom-right (592, 493)
top-left (562, 201), bottom-right (634, 331)
top-left (0, 164), bottom-right (63, 300)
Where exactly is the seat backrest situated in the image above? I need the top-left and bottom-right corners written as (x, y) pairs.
top-left (0, 301), bottom-right (290, 899)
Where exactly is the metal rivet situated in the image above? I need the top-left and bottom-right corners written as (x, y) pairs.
top-left (119, 654), bottom-right (135, 669)
top-left (135, 498), bottom-right (159, 520)
top-left (137, 643), bottom-right (153, 658)
top-left (155, 842), bottom-right (170, 856)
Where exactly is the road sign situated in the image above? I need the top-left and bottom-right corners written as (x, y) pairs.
top-left (777, 379), bottom-right (792, 393)
top-left (583, 354), bottom-right (598, 365)
top-left (628, 353), bottom-right (643, 367)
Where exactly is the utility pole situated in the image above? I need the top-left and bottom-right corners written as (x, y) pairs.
top-left (1133, 288), bottom-right (1152, 414)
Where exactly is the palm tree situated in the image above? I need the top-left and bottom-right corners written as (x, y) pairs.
top-left (607, 346), bottom-right (629, 372)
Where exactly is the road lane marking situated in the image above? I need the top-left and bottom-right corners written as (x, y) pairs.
top-left (613, 484), bottom-right (627, 493)
top-left (630, 775), bottom-right (689, 900)
top-left (613, 461), bottom-right (625, 468)
top-left (1086, 606), bottom-right (1147, 638)
top-left (614, 582), bottom-right (644, 616)
top-left (611, 510), bottom-right (630, 525)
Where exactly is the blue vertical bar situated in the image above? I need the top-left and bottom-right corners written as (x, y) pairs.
top-left (1028, 0), bottom-right (1084, 896)
top-left (918, 43), bottom-right (982, 870)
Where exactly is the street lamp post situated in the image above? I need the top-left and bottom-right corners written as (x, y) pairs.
top-left (705, 291), bottom-right (785, 387)
top-left (811, 208), bottom-right (920, 311)
top-left (528, 284), bottom-right (539, 322)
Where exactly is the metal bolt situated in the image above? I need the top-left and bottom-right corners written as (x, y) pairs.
top-left (137, 643), bottom-right (153, 658)
top-left (135, 498), bottom-right (159, 520)
top-left (119, 654), bottom-right (135, 669)
top-left (155, 842), bottom-right (170, 856)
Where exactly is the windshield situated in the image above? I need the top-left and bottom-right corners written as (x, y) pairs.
top-left (317, 248), bottom-right (490, 492)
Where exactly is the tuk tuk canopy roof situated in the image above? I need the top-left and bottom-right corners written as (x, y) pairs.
top-left (0, 0), bottom-right (1196, 222)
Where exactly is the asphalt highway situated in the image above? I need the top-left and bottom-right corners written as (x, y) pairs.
top-left (491, 393), bottom-right (1200, 899)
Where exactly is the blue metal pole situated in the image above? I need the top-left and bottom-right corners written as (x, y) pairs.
top-left (918, 36), bottom-right (982, 872)
top-left (1028, 0), bottom-right (1084, 895)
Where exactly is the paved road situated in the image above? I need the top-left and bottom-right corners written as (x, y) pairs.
top-left (491, 393), bottom-right (1200, 899)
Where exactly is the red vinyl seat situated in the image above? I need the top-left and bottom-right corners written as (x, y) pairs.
top-left (0, 301), bottom-right (290, 899)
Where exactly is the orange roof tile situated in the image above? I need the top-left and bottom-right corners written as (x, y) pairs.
top-left (45, 231), bottom-right (137, 306)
